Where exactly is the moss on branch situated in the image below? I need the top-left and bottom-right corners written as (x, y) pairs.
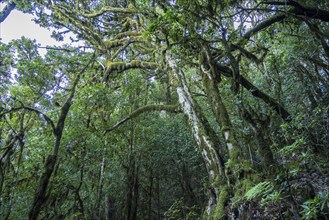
top-left (104, 36), bottom-right (143, 48)
top-left (75, 6), bottom-right (136, 18)
top-left (104, 60), bottom-right (159, 74)
top-left (215, 63), bottom-right (291, 121)
top-left (105, 104), bottom-right (181, 133)
top-left (113, 31), bottom-right (141, 39)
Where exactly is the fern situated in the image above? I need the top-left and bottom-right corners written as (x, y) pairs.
top-left (245, 181), bottom-right (273, 201)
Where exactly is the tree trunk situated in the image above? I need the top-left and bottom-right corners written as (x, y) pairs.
top-left (29, 154), bottom-right (57, 220)
top-left (181, 162), bottom-right (196, 205)
top-left (200, 58), bottom-right (240, 161)
top-left (28, 70), bottom-right (83, 219)
top-left (96, 150), bottom-right (106, 219)
top-left (125, 126), bottom-right (139, 220)
top-left (157, 175), bottom-right (161, 220)
top-left (166, 53), bottom-right (226, 215)
top-left (148, 168), bottom-right (153, 220)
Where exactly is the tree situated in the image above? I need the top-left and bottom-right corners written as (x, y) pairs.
top-left (0, 0), bottom-right (16, 23)
top-left (1, 0), bottom-right (329, 219)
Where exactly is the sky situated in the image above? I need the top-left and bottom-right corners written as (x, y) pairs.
top-left (0, 5), bottom-right (82, 56)
top-left (0, 6), bottom-right (243, 48)
top-left (0, 6), bottom-right (82, 85)
top-left (0, 9), bottom-right (62, 47)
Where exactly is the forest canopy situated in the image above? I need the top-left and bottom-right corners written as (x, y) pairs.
top-left (1, 0), bottom-right (329, 219)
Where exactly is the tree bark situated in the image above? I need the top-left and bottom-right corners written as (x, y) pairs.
top-left (166, 52), bottom-right (226, 215)
top-left (148, 169), bottom-right (153, 220)
top-left (199, 50), bottom-right (240, 160)
top-left (29, 155), bottom-right (57, 220)
top-left (215, 63), bottom-right (291, 121)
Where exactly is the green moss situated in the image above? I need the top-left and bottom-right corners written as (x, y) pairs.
top-left (104, 35), bottom-right (143, 48)
top-left (241, 178), bottom-right (253, 194)
top-left (104, 39), bottom-right (117, 48)
top-left (114, 31), bottom-right (140, 39)
top-left (237, 159), bottom-right (254, 174)
top-left (105, 61), bottom-right (125, 71)
top-left (224, 158), bottom-right (259, 209)
top-left (213, 176), bottom-right (221, 187)
top-left (213, 185), bottom-right (229, 219)
top-left (141, 61), bottom-right (158, 69)
top-left (231, 173), bottom-right (260, 208)
top-left (229, 143), bottom-right (240, 162)
top-left (130, 60), bottom-right (141, 66)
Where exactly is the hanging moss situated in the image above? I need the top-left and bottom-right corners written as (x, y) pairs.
top-left (105, 60), bottom-right (159, 75)
top-left (114, 31), bottom-right (140, 39)
top-left (104, 36), bottom-right (143, 48)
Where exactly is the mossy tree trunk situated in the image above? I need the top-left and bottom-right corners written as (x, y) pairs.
top-left (198, 49), bottom-right (257, 218)
top-left (199, 50), bottom-right (240, 163)
top-left (240, 107), bottom-right (276, 168)
top-left (167, 53), bottom-right (226, 215)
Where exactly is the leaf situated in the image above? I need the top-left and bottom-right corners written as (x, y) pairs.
top-left (245, 181), bottom-right (273, 201)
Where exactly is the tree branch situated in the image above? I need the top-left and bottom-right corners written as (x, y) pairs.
top-left (104, 36), bottom-right (143, 49)
top-left (103, 60), bottom-right (159, 81)
top-left (0, 1), bottom-right (16, 23)
top-left (105, 104), bottom-right (181, 133)
top-left (215, 64), bottom-right (291, 121)
top-left (243, 14), bottom-right (286, 39)
top-left (0, 106), bottom-right (56, 134)
top-left (76, 6), bottom-right (136, 18)
top-left (260, 1), bottom-right (329, 22)
top-left (243, 1), bottom-right (329, 40)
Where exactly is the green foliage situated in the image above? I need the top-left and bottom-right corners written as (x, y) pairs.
top-left (279, 138), bottom-right (305, 156)
top-left (245, 181), bottom-right (274, 201)
top-left (1, 0), bottom-right (329, 219)
top-left (164, 199), bottom-right (185, 220)
top-left (301, 192), bottom-right (329, 220)
top-left (164, 198), bottom-right (200, 220)
top-left (213, 185), bottom-right (229, 219)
